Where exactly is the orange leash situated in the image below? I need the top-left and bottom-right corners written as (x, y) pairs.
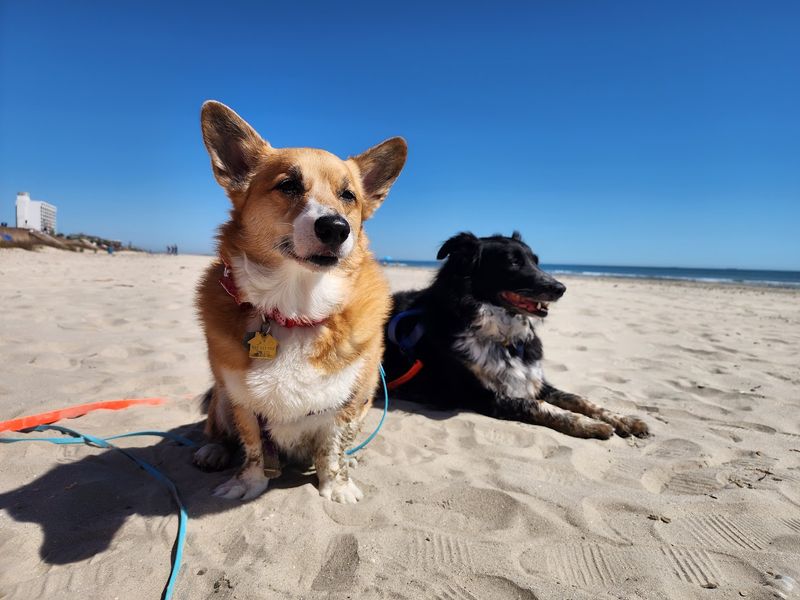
top-left (0, 397), bottom-right (166, 432)
top-left (386, 359), bottom-right (424, 391)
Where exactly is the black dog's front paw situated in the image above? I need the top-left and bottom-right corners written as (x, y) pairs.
top-left (612, 415), bottom-right (649, 438)
top-left (582, 419), bottom-right (615, 439)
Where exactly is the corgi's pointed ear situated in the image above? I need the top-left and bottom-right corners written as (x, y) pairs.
top-left (351, 137), bottom-right (407, 219)
top-left (437, 232), bottom-right (480, 262)
top-left (200, 101), bottom-right (270, 195)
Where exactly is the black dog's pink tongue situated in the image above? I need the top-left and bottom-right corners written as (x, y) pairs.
top-left (502, 291), bottom-right (532, 310)
top-left (501, 291), bottom-right (549, 314)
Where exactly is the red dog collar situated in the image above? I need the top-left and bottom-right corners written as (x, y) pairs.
top-left (219, 259), bottom-right (328, 328)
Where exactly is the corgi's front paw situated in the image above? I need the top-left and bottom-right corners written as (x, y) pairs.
top-left (319, 478), bottom-right (364, 504)
top-left (213, 468), bottom-right (270, 501)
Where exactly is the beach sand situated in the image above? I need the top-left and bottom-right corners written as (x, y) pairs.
top-left (1, 249), bottom-right (799, 599)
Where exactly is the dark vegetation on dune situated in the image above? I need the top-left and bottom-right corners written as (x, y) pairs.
top-left (0, 226), bottom-right (143, 252)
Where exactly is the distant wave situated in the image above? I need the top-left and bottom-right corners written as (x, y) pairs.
top-left (547, 270), bottom-right (800, 288)
top-left (382, 260), bottom-right (800, 288)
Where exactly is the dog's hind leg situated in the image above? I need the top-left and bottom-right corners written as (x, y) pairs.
top-left (494, 397), bottom-right (614, 439)
top-left (193, 385), bottom-right (235, 471)
top-left (211, 403), bottom-right (271, 500)
top-left (539, 383), bottom-right (649, 438)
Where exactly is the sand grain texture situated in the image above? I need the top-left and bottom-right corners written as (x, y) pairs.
top-left (1, 249), bottom-right (799, 599)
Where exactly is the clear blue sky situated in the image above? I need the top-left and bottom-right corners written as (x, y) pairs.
top-left (1, 1), bottom-right (798, 269)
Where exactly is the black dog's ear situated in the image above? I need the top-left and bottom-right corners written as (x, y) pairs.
top-left (437, 232), bottom-right (480, 261)
top-left (511, 230), bottom-right (522, 241)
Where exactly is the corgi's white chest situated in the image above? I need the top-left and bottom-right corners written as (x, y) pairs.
top-left (226, 327), bottom-right (363, 425)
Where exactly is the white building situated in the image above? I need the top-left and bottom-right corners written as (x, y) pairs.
top-left (15, 192), bottom-right (57, 233)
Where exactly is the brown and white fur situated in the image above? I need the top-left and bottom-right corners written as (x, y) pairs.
top-left (194, 101), bottom-right (406, 503)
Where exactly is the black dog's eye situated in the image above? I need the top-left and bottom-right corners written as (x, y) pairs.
top-left (275, 178), bottom-right (304, 196)
top-left (508, 251), bottom-right (526, 267)
top-left (340, 189), bottom-right (356, 202)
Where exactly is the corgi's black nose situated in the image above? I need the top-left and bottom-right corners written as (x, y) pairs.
top-left (314, 215), bottom-right (350, 247)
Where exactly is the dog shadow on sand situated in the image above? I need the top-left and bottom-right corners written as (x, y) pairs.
top-left (0, 420), bottom-right (322, 565)
top-left (0, 398), bottom-right (453, 566)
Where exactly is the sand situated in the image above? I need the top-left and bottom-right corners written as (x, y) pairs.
top-left (1, 248), bottom-right (799, 599)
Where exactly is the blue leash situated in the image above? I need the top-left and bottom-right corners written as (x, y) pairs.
top-left (345, 364), bottom-right (389, 456)
top-left (0, 425), bottom-right (195, 600)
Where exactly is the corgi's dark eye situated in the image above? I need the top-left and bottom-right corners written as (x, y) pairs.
top-left (275, 178), bottom-right (303, 196)
top-left (340, 189), bottom-right (356, 202)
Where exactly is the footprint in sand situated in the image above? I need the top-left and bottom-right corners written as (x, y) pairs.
top-left (577, 498), bottom-right (643, 545)
top-left (782, 518), bottom-right (800, 534)
top-left (545, 361), bottom-right (569, 372)
top-left (311, 534), bottom-right (359, 591)
top-left (660, 468), bottom-right (725, 496)
top-left (645, 438), bottom-right (704, 460)
top-left (658, 546), bottom-right (723, 588)
top-left (520, 542), bottom-right (625, 588)
top-left (520, 541), bottom-right (758, 592)
top-left (639, 441), bottom-right (723, 495)
top-left (601, 373), bottom-right (630, 385)
top-left (401, 484), bottom-right (534, 534)
top-left (487, 454), bottom-right (583, 495)
top-left (708, 419), bottom-right (777, 435)
top-left (406, 530), bottom-right (477, 573)
top-left (27, 353), bottom-right (78, 370)
top-left (390, 573), bottom-right (536, 600)
top-left (429, 576), bottom-right (536, 600)
top-left (663, 513), bottom-right (773, 552)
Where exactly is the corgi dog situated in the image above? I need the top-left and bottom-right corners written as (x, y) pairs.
top-left (193, 101), bottom-right (406, 503)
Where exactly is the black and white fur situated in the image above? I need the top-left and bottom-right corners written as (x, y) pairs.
top-left (383, 232), bottom-right (649, 439)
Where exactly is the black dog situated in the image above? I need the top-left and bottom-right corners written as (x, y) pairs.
top-left (383, 231), bottom-right (648, 439)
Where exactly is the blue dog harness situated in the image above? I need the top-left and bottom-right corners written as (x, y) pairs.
top-left (387, 308), bottom-right (425, 356)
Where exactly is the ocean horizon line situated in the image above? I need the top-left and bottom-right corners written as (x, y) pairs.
top-left (379, 259), bottom-right (800, 288)
top-left (142, 252), bottom-right (800, 288)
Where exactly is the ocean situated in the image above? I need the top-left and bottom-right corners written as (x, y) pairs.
top-left (381, 260), bottom-right (800, 288)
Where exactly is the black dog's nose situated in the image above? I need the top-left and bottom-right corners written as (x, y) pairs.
top-left (314, 215), bottom-right (350, 247)
top-left (551, 280), bottom-right (567, 299)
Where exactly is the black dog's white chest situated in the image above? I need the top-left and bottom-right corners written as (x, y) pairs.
top-left (452, 304), bottom-right (544, 400)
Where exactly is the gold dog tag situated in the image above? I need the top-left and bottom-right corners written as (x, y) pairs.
top-left (248, 332), bottom-right (278, 359)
